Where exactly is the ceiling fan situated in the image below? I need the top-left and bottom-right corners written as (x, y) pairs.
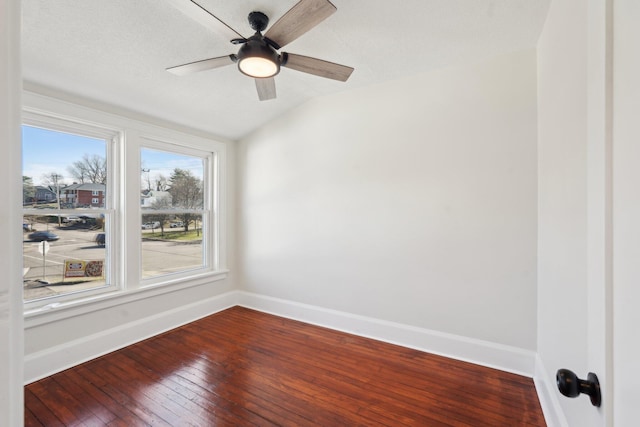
top-left (166, 0), bottom-right (354, 101)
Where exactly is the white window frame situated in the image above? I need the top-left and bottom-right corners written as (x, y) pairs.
top-left (22, 110), bottom-right (119, 310)
top-left (138, 138), bottom-right (216, 285)
top-left (22, 92), bottom-right (228, 320)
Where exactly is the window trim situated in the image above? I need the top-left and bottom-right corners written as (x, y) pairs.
top-left (22, 112), bottom-right (120, 309)
top-left (22, 91), bottom-right (229, 321)
top-left (138, 139), bottom-right (215, 284)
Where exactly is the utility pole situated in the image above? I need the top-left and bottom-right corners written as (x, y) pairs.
top-left (45, 172), bottom-right (63, 226)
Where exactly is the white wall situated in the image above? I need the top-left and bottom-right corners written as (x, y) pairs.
top-left (0, 0), bottom-right (24, 425)
top-left (238, 49), bottom-right (538, 351)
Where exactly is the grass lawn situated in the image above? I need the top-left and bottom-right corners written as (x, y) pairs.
top-left (142, 228), bottom-right (202, 241)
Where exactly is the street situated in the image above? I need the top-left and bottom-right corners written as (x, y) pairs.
top-left (23, 225), bottom-right (203, 301)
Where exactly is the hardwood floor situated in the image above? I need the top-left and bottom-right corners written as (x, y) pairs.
top-left (25, 306), bottom-right (546, 426)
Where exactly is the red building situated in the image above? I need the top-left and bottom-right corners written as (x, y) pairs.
top-left (60, 183), bottom-right (106, 208)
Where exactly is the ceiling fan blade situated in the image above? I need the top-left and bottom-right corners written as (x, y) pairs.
top-left (282, 53), bottom-right (354, 82)
top-left (255, 78), bottom-right (276, 101)
top-left (166, 55), bottom-right (235, 76)
top-left (165, 0), bottom-right (245, 40)
top-left (264, 0), bottom-right (336, 48)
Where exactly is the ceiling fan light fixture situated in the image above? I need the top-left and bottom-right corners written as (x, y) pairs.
top-left (239, 56), bottom-right (278, 78)
top-left (237, 39), bottom-right (280, 78)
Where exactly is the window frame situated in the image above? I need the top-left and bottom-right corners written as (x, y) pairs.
top-left (22, 92), bottom-right (228, 320)
top-left (138, 138), bottom-right (217, 285)
top-left (22, 111), bottom-right (119, 310)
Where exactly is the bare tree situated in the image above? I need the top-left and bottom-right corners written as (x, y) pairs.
top-left (41, 172), bottom-right (64, 225)
top-left (41, 171), bottom-right (64, 187)
top-left (141, 168), bottom-right (151, 192)
top-left (168, 168), bottom-right (203, 232)
top-left (144, 196), bottom-right (172, 237)
top-left (67, 154), bottom-right (106, 184)
top-left (155, 174), bottom-right (169, 191)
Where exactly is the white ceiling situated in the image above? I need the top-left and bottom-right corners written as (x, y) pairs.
top-left (22, 0), bottom-right (550, 141)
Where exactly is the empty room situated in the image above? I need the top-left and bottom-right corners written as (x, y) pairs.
top-left (1, 0), bottom-right (638, 426)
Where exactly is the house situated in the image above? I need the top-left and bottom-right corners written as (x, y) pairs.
top-left (32, 185), bottom-right (57, 204)
top-left (140, 190), bottom-right (172, 208)
top-left (60, 183), bottom-right (106, 208)
top-left (2, 1), bottom-right (639, 426)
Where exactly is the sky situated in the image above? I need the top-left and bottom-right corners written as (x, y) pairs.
top-left (23, 125), bottom-right (204, 187)
top-left (22, 125), bottom-right (104, 186)
top-left (141, 148), bottom-right (204, 190)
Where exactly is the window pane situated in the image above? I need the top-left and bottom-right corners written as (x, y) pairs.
top-left (141, 148), bottom-right (207, 279)
top-left (22, 125), bottom-right (106, 209)
top-left (22, 125), bottom-right (110, 302)
top-left (23, 214), bottom-right (108, 301)
top-left (141, 213), bottom-right (204, 279)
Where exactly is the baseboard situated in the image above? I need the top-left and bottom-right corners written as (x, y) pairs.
top-left (24, 291), bottom-right (239, 384)
top-left (237, 291), bottom-right (537, 377)
top-left (534, 355), bottom-right (569, 427)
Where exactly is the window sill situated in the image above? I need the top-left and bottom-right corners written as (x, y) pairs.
top-left (24, 269), bottom-right (229, 328)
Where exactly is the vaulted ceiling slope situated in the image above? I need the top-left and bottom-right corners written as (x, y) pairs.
top-left (22, 0), bottom-right (550, 141)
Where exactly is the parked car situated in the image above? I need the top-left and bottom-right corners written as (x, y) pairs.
top-left (141, 221), bottom-right (160, 230)
top-left (28, 231), bottom-right (59, 242)
top-left (95, 233), bottom-right (105, 246)
top-left (169, 222), bottom-right (184, 228)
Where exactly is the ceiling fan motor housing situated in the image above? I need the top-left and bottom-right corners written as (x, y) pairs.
top-left (235, 11), bottom-right (282, 78)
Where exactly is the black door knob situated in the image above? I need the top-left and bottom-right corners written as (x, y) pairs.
top-left (556, 369), bottom-right (601, 407)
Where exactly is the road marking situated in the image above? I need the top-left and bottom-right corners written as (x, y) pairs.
top-left (23, 254), bottom-right (65, 265)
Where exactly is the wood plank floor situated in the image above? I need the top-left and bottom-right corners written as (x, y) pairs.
top-left (25, 306), bottom-right (546, 426)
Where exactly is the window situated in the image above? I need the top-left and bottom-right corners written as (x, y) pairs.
top-left (140, 145), bottom-right (212, 280)
top-left (22, 123), bottom-right (113, 303)
top-left (22, 97), bottom-right (227, 313)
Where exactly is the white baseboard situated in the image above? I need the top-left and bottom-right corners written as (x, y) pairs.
top-left (534, 355), bottom-right (569, 427)
top-left (237, 291), bottom-right (537, 377)
top-left (24, 291), bottom-right (239, 384)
